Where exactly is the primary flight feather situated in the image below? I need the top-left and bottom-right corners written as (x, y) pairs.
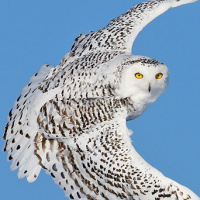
top-left (3, 0), bottom-right (199, 199)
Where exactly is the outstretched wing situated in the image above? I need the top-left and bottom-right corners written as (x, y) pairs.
top-left (35, 117), bottom-right (200, 200)
top-left (3, 64), bottom-right (53, 182)
top-left (69, 0), bottom-right (197, 57)
top-left (3, 53), bottom-right (120, 183)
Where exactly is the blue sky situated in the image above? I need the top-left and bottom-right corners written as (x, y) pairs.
top-left (0, 0), bottom-right (200, 199)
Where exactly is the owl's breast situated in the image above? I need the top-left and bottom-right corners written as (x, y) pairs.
top-left (124, 94), bottom-right (152, 121)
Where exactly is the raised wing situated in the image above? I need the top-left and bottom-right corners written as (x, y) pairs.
top-left (69, 0), bottom-right (197, 57)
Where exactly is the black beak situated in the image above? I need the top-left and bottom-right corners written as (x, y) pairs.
top-left (148, 83), bottom-right (151, 92)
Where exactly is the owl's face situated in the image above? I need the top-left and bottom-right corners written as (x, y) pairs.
top-left (113, 56), bottom-right (169, 119)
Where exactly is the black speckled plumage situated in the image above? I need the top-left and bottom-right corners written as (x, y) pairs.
top-left (3, 0), bottom-right (199, 199)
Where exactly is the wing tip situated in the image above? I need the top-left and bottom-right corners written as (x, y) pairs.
top-left (171, 0), bottom-right (198, 7)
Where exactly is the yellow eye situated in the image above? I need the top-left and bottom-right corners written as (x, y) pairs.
top-left (155, 73), bottom-right (163, 79)
top-left (135, 73), bottom-right (143, 79)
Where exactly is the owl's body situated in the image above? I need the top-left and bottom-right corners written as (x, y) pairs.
top-left (3, 0), bottom-right (199, 199)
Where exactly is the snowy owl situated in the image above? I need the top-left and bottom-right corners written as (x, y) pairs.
top-left (3, 0), bottom-right (199, 199)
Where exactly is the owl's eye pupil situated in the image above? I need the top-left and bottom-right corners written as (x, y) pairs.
top-left (155, 73), bottom-right (163, 79)
top-left (135, 73), bottom-right (143, 79)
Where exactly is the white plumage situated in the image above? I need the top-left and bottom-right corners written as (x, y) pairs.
top-left (3, 0), bottom-right (199, 199)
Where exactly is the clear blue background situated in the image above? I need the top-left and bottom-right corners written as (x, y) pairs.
top-left (0, 0), bottom-right (199, 199)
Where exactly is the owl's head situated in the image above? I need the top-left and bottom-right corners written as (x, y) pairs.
top-left (104, 55), bottom-right (169, 118)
